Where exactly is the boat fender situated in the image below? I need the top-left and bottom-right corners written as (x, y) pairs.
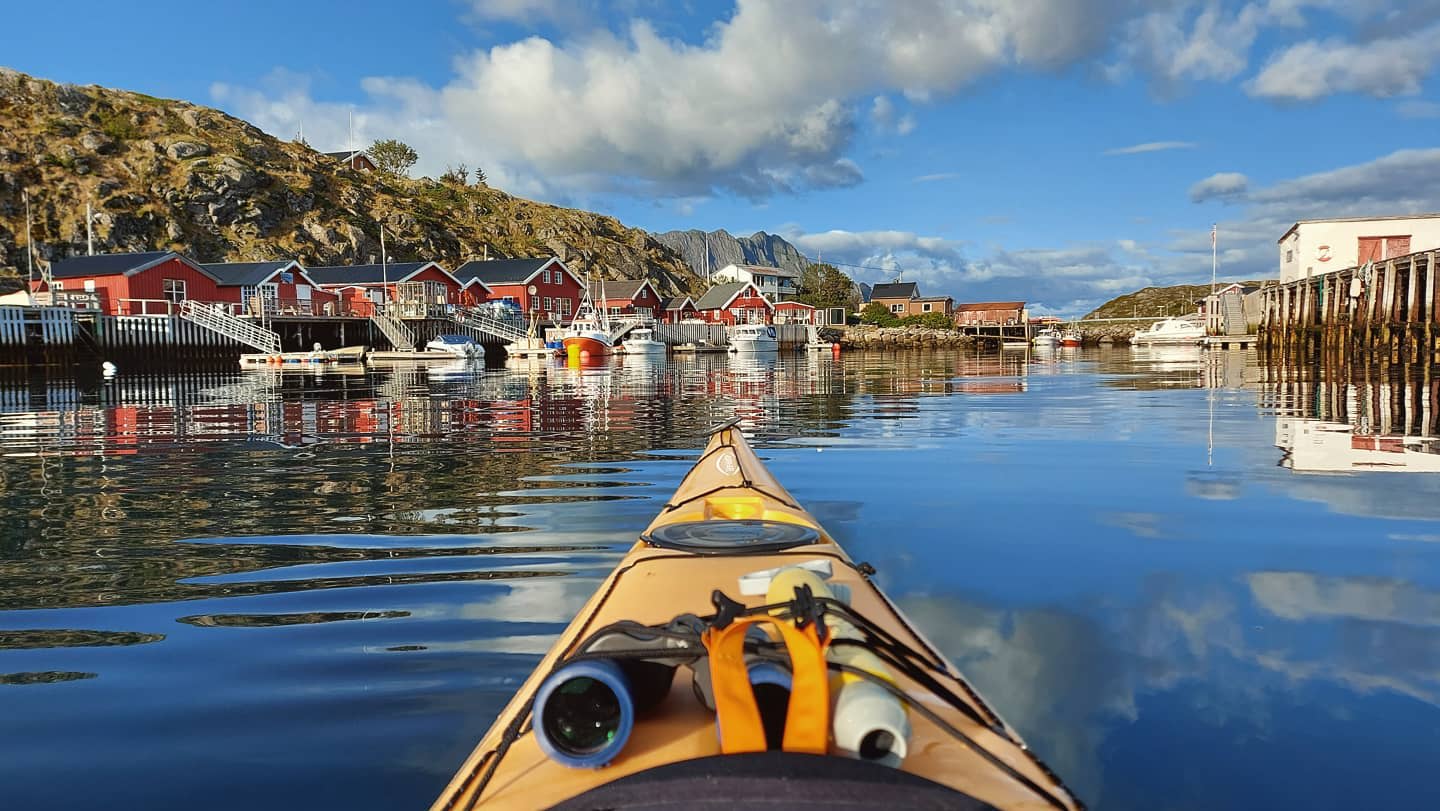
top-left (533, 659), bottom-right (635, 769)
top-left (764, 567), bottom-right (912, 768)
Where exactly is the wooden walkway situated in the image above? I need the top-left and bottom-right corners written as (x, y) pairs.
top-left (1261, 250), bottom-right (1439, 360)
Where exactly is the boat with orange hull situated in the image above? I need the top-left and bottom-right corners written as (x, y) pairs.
top-left (562, 331), bottom-right (611, 359)
top-left (433, 419), bottom-right (1082, 811)
top-left (562, 277), bottom-right (615, 359)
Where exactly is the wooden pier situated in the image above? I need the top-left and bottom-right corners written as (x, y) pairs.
top-left (1260, 250), bottom-right (1440, 360)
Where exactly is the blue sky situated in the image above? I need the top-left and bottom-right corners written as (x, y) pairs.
top-left (8, 1), bottom-right (1440, 314)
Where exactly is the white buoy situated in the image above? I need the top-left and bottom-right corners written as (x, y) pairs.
top-left (101, 361), bottom-right (117, 377)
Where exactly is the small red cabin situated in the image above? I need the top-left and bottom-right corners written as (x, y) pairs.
top-left (453, 257), bottom-right (582, 322)
top-left (773, 300), bottom-right (818, 325)
top-left (307, 262), bottom-right (463, 317)
top-left (660, 296), bottom-right (699, 324)
top-left (694, 282), bottom-right (773, 325)
top-left (589, 279), bottom-right (664, 321)
top-left (201, 260), bottom-right (340, 316)
top-left (35, 250), bottom-right (226, 315)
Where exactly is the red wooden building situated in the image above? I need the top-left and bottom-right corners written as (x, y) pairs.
top-left (773, 300), bottom-right (819, 325)
top-left (201, 260), bottom-right (340, 315)
top-left (35, 251), bottom-right (226, 315)
top-left (588, 279), bottom-right (664, 320)
top-left (453, 257), bottom-right (582, 322)
top-left (660, 296), bottom-right (699, 323)
top-left (953, 301), bottom-right (1026, 326)
top-left (694, 281), bottom-right (773, 325)
top-left (306, 261), bottom-right (463, 317)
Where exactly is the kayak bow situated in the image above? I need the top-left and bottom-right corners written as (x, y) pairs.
top-left (434, 420), bottom-right (1081, 810)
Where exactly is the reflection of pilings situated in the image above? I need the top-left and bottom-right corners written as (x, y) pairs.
top-left (1259, 359), bottom-right (1440, 438)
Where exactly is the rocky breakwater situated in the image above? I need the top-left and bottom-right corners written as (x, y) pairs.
top-left (829, 325), bottom-right (975, 350)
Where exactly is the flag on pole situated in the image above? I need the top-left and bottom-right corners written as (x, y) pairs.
top-left (1210, 224), bottom-right (1217, 248)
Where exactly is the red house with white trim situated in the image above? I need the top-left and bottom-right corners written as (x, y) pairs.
top-left (453, 257), bottom-right (582, 322)
top-left (34, 250), bottom-right (226, 315)
top-left (660, 296), bottom-right (699, 324)
top-left (307, 261), bottom-right (462, 317)
top-left (201, 260), bottom-right (341, 316)
top-left (694, 282), bottom-right (773, 325)
top-left (589, 279), bottom-right (664, 321)
top-left (773, 301), bottom-right (818, 325)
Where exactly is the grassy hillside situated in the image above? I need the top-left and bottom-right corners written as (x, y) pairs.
top-left (1084, 282), bottom-right (1264, 320)
top-left (0, 68), bottom-right (701, 295)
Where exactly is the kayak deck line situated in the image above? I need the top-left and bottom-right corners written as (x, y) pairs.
top-left (433, 424), bottom-right (1083, 811)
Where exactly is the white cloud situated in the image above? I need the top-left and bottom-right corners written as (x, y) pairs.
top-left (467, 0), bottom-right (570, 22)
top-left (913, 172), bottom-right (961, 183)
top-left (1189, 171), bottom-right (1250, 202)
top-left (1104, 141), bottom-right (1198, 156)
top-left (1246, 27), bottom-right (1440, 101)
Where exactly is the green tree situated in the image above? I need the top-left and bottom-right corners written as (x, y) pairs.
top-left (860, 302), bottom-right (898, 326)
top-left (899, 312), bottom-right (955, 329)
top-left (797, 262), bottom-right (859, 310)
top-left (473, 166), bottom-right (488, 186)
top-left (440, 163), bottom-right (469, 185)
top-left (369, 138), bottom-right (419, 176)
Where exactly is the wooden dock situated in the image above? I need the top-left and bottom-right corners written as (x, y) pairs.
top-left (1260, 249), bottom-right (1439, 360)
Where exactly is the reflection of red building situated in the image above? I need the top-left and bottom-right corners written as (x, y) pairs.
top-left (694, 282), bottom-right (773, 325)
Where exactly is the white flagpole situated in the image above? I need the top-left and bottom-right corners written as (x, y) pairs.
top-left (24, 191), bottom-right (34, 284)
top-left (86, 200), bottom-right (94, 256)
top-left (1211, 223), bottom-right (1217, 294)
top-left (380, 226), bottom-right (389, 312)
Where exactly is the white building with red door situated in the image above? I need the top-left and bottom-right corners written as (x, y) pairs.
top-left (1278, 214), bottom-right (1440, 283)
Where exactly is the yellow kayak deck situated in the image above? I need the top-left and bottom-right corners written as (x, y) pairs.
top-left (434, 423), bottom-right (1080, 811)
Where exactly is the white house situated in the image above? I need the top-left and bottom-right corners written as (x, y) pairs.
top-left (1278, 214), bottom-right (1440, 283)
top-left (710, 263), bottom-right (799, 302)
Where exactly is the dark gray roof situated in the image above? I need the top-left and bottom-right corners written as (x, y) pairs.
top-left (307, 263), bottom-right (433, 286)
top-left (201, 261), bottom-right (301, 287)
top-left (453, 258), bottom-right (554, 285)
top-left (589, 279), bottom-right (649, 300)
top-left (49, 251), bottom-right (178, 279)
top-left (871, 282), bottom-right (919, 300)
top-left (695, 282), bottom-right (757, 310)
top-left (323, 150), bottom-right (369, 160)
top-left (661, 296), bottom-right (694, 310)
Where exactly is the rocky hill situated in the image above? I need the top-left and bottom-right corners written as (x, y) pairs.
top-left (0, 68), bottom-right (702, 295)
top-left (1084, 282), bottom-right (1263, 320)
top-left (654, 228), bottom-right (809, 278)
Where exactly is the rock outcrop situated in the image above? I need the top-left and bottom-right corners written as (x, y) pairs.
top-left (0, 68), bottom-right (702, 295)
top-left (655, 228), bottom-right (809, 278)
top-left (829, 325), bottom-right (974, 350)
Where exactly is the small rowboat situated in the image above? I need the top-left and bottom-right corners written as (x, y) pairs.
top-left (434, 420), bottom-right (1081, 811)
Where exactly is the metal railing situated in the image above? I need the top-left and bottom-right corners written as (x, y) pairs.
top-left (369, 312), bottom-right (417, 351)
top-left (177, 300), bottom-right (282, 353)
top-left (452, 307), bottom-right (530, 343)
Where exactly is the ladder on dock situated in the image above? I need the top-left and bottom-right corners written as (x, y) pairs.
top-left (451, 307), bottom-right (530, 343)
top-left (369, 312), bottom-right (416, 351)
top-left (178, 300), bottom-right (281, 353)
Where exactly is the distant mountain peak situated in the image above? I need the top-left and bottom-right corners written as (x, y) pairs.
top-left (653, 228), bottom-right (809, 278)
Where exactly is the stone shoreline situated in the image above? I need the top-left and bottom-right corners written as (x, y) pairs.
top-left (826, 325), bottom-right (976, 349)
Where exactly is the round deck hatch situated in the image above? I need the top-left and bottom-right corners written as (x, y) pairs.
top-left (643, 520), bottom-right (820, 554)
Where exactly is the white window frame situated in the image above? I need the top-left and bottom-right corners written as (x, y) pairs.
top-left (890, 303), bottom-right (903, 313)
top-left (162, 278), bottom-right (187, 303)
top-left (560, 298), bottom-right (572, 315)
top-left (922, 302), bottom-right (932, 312)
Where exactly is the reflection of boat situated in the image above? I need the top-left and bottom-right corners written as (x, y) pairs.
top-left (1032, 327), bottom-right (1059, 347)
top-left (1131, 317), bottom-right (1203, 345)
top-left (424, 334), bottom-right (485, 358)
top-left (1277, 418), bottom-right (1440, 474)
top-left (728, 323), bottom-right (779, 353)
top-left (434, 421), bottom-right (1080, 811)
top-left (1060, 330), bottom-right (1081, 347)
top-left (621, 327), bottom-right (666, 355)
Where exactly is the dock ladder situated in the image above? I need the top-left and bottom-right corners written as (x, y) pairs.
top-left (178, 300), bottom-right (282, 353)
top-left (369, 312), bottom-right (417, 351)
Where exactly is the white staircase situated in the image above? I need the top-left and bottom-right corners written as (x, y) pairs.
top-left (1222, 294), bottom-right (1246, 335)
top-left (452, 307), bottom-right (530, 343)
top-left (178, 300), bottom-right (281, 353)
top-left (607, 317), bottom-right (648, 343)
top-left (370, 313), bottom-right (416, 351)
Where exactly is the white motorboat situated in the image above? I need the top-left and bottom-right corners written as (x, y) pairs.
top-left (728, 323), bottom-right (779, 353)
top-left (621, 327), bottom-right (666, 355)
top-left (1132, 317), bottom-right (1204, 345)
top-left (424, 334), bottom-right (485, 358)
top-left (1032, 327), bottom-right (1060, 347)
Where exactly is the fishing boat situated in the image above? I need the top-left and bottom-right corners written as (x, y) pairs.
top-left (433, 420), bottom-right (1081, 811)
top-left (1031, 327), bottom-right (1060, 347)
top-left (1060, 330), bottom-right (1081, 347)
top-left (621, 327), bottom-right (666, 355)
top-left (563, 281), bottom-right (614, 359)
top-left (1131, 317), bottom-right (1203, 346)
top-left (728, 323), bottom-right (779, 353)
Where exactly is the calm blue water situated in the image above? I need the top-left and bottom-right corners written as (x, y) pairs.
top-left (2, 348), bottom-right (1438, 809)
